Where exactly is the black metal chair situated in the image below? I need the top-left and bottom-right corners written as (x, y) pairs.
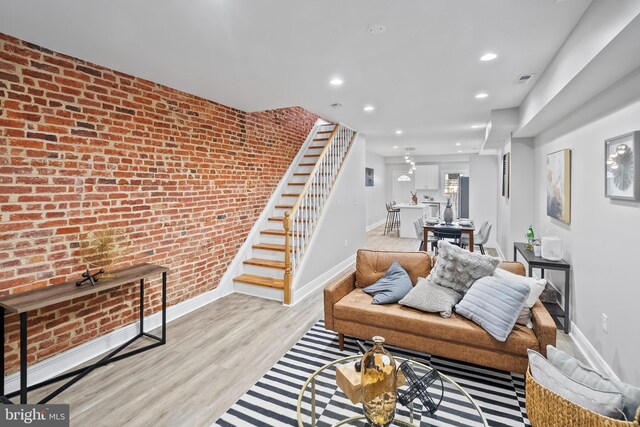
top-left (431, 228), bottom-right (462, 254)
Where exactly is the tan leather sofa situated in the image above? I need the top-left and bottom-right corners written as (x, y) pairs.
top-left (324, 249), bottom-right (557, 374)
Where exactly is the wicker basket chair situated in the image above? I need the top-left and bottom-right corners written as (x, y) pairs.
top-left (526, 368), bottom-right (640, 427)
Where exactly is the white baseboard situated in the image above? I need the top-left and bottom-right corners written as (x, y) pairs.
top-left (291, 254), bottom-right (356, 305)
top-left (3, 284), bottom-right (232, 394)
top-left (569, 321), bottom-right (619, 381)
top-left (366, 219), bottom-right (386, 232)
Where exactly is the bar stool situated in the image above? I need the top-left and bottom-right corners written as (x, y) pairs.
top-left (384, 202), bottom-right (400, 235)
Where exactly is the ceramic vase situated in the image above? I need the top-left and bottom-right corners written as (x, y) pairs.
top-left (443, 199), bottom-right (454, 225)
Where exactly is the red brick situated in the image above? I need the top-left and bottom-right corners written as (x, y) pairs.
top-left (0, 33), bottom-right (319, 374)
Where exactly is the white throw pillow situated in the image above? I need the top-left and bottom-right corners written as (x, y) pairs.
top-left (493, 267), bottom-right (546, 328)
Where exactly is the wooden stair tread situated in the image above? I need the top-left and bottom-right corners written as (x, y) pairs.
top-left (317, 130), bottom-right (334, 134)
top-left (299, 163), bottom-right (316, 166)
top-left (268, 216), bottom-right (310, 222)
top-left (293, 173), bottom-right (311, 176)
top-left (275, 205), bottom-right (316, 210)
top-left (233, 274), bottom-right (284, 290)
top-left (244, 258), bottom-right (285, 269)
top-left (261, 228), bottom-right (296, 236)
top-left (313, 138), bottom-right (329, 141)
top-left (288, 182), bottom-right (305, 186)
top-left (303, 154), bottom-right (320, 158)
top-left (252, 243), bottom-right (285, 252)
top-left (282, 193), bottom-right (301, 197)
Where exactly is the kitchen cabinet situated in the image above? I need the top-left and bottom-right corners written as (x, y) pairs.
top-left (414, 165), bottom-right (439, 190)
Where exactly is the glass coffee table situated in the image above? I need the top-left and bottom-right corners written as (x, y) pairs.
top-left (296, 355), bottom-right (488, 427)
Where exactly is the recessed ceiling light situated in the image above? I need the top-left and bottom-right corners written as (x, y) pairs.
top-left (480, 53), bottom-right (498, 62)
top-left (363, 105), bottom-right (375, 112)
top-left (471, 124), bottom-right (485, 129)
top-left (392, 145), bottom-right (399, 149)
top-left (456, 142), bottom-right (461, 146)
top-left (475, 93), bottom-right (489, 99)
top-left (330, 78), bottom-right (343, 86)
top-left (458, 150), bottom-right (463, 153)
top-left (395, 130), bottom-right (403, 135)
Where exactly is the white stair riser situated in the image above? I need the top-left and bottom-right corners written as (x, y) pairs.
top-left (243, 264), bottom-right (284, 279)
top-left (233, 282), bottom-right (283, 302)
top-left (260, 234), bottom-right (286, 245)
top-left (252, 248), bottom-right (285, 261)
top-left (267, 220), bottom-right (285, 229)
top-left (296, 165), bottom-right (314, 173)
top-left (279, 196), bottom-right (298, 205)
top-left (289, 175), bottom-right (308, 184)
top-left (273, 207), bottom-right (292, 216)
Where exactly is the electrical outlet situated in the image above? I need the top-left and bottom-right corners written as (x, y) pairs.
top-left (602, 313), bottom-right (608, 333)
top-left (344, 240), bottom-right (348, 248)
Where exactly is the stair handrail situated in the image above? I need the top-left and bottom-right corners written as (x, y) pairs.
top-left (283, 123), bottom-right (357, 303)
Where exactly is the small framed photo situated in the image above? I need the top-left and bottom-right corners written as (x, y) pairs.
top-left (365, 167), bottom-right (374, 187)
top-left (605, 131), bottom-right (640, 201)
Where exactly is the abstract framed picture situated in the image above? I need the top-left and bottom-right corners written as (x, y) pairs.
top-left (546, 149), bottom-right (571, 224)
top-left (365, 167), bottom-right (374, 187)
top-left (605, 131), bottom-right (640, 201)
top-left (502, 153), bottom-right (510, 198)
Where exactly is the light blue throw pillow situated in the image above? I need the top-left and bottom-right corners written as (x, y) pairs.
top-left (363, 261), bottom-right (413, 305)
top-left (547, 345), bottom-right (640, 421)
top-left (454, 276), bottom-right (530, 342)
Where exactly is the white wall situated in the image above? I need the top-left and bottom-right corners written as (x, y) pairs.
top-left (533, 97), bottom-right (640, 385)
top-left (295, 134), bottom-right (367, 294)
top-left (469, 154), bottom-right (498, 248)
top-left (365, 151), bottom-right (387, 228)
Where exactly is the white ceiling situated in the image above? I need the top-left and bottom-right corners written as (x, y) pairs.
top-left (0, 0), bottom-right (591, 156)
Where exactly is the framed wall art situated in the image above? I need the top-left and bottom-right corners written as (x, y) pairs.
top-left (605, 131), bottom-right (639, 201)
top-left (365, 167), bottom-right (374, 187)
top-left (546, 149), bottom-right (571, 224)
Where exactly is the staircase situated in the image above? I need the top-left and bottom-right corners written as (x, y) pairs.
top-left (233, 122), bottom-right (357, 304)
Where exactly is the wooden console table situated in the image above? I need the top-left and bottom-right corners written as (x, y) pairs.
top-left (0, 263), bottom-right (168, 403)
top-left (513, 242), bottom-right (571, 333)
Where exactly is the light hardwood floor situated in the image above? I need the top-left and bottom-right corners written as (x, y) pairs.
top-left (24, 224), bottom-right (584, 426)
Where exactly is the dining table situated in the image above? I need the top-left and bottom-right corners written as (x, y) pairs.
top-left (424, 222), bottom-right (476, 252)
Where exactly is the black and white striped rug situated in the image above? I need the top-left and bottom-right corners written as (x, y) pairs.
top-left (214, 321), bottom-right (530, 426)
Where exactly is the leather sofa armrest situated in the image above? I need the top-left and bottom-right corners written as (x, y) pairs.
top-left (531, 300), bottom-right (557, 357)
top-left (324, 270), bottom-right (356, 331)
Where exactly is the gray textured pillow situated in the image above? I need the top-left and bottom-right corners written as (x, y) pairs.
top-left (454, 276), bottom-right (530, 342)
top-left (432, 240), bottom-right (499, 293)
top-left (528, 349), bottom-right (625, 420)
top-left (362, 261), bottom-right (413, 304)
top-left (399, 276), bottom-right (462, 318)
top-left (548, 346), bottom-right (640, 421)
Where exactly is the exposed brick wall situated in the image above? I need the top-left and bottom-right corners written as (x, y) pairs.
top-left (0, 33), bottom-right (319, 373)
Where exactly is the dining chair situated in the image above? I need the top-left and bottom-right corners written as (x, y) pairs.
top-left (413, 219), bottom-right (424, 251)
top-left (432, 228), bottom-right (462, 254)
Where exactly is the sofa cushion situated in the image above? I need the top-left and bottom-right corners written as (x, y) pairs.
top-left (398, 276), bottom-right (462, 318)
top-left (356, 250), bottom-right (431, 289)
top-left (430, 240), bottom-right (499, 293)
top-left (362, 262), bottom-right (413, 304)
top-left (334, 288), bottom-right (539, 355)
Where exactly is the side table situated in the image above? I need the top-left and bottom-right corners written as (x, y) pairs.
top-left (0, 263), bottom-right (168, 403)
top-left (513, 242), bottom-right (570, 333)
